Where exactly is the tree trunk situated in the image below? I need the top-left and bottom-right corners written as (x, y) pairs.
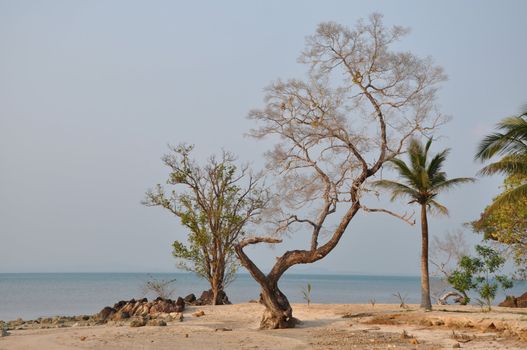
top-left (258, 280), bottom-right (297, 329)
top-left (234, 203), bottom-right (361, 329)
top-left (420, 204), bottom-right (432, 310)
top-left (211, 284), bottom-right (219, 306)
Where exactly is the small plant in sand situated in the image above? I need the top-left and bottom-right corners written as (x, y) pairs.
top-left (369, 298), bottom-right (376, 308)
top-left (449, 245), bottom-right (513, 311)
top-left (142, 274), bottom-right (177, 299)
top-left (302, 283), bottom-right (312, 307)
top-left (393, 292), bottom-right (409, 309)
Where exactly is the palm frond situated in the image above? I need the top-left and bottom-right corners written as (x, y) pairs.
top-left (372, 180), bottom-right (419, 202)
top-left (475, 116), bottom-right (527, 160)
top-left (478, 155), bottom-right (527, 177)
top-left (430, 177), bottom-right (476, 193)
top-left (408, 139), bottom-right (425, 173)
top-left (389, 158), bottom-right (421, 188)
top-left (427, 148), bottom-right (449, 178)
top-left (428, 200), bottom-right (449, 216)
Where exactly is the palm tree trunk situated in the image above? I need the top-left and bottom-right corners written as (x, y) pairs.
top-left (420, 203), bottom-right (432, 310)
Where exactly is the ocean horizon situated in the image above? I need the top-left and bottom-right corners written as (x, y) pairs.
top-left (1, 272), bottom-right (525, 321)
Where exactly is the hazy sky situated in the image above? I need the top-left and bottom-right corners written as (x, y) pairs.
top-left (1, 0), bottom-right (526, 275)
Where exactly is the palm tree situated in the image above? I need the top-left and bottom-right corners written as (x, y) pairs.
top-left (475, 109), bottom-right (527, 213)
top-left (374, 139), bottom-right (475, 310)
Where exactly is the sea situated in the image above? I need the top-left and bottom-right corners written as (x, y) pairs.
top-left (0, 273), bottom-right (525, 321)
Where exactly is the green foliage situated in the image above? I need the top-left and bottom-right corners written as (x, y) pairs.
top-left (475, 109), bottom-right (527, 213)
top-left (144, 144), bottom-right (268, 298)
top-left (301, 283), bottom-right (312, 306)
top-left (374, 138), bottom-right (475, 210)
top-left (472, 175), bottom-right (527, 278)
top-left (448, 245), bottom-right (513, 311)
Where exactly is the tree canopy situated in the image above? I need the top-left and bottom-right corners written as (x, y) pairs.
top-left (144, 144), bottom-right (268, 304)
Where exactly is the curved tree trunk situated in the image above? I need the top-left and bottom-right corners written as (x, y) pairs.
top-left (437, 291), bottom-right (465, 305)
top-left (259, 280), bottom-right (297, 329)
top-left (420, 204), bottom-right (432, 310)
top-left (235, 203), bottom-right (361, 329)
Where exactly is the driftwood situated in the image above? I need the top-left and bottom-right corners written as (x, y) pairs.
top-left (437, 291), bottom-right (464, 305)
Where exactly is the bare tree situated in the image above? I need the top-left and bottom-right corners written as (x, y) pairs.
top-left (235, 14), bottom-right (447, 329)
top-left (144, 144), bottom-right (268, 305)
top-left (430, 230), bottom-right (469, 279)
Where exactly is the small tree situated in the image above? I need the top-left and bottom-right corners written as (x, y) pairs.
top-left (448, 245), bottom-right (513, 310)
top-left (143, 144), bottom-right (268, 305)
top-left (236, 14), bottom-right (446, 329)
top-left (141, 274), bottom-right (177, 299)
top-left (301, 283), bottom-right (312, 307)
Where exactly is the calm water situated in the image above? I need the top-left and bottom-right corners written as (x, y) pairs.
top-left (0, 273), bottom-right (525, 321)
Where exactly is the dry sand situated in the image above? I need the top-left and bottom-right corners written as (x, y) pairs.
top-left (1, 303), bottom-right (526, 349)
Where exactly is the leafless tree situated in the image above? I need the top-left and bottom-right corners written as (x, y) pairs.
top-left (235, 13), bottom-right (447, 329)
top-left (430, 230), bottom-right (469, 279)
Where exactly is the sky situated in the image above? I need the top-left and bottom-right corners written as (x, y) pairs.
top-left (1, 0), bottom-right (526, 275)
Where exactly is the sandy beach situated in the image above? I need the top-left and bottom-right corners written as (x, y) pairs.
top-left (1, 303), bottom-right (526, 350)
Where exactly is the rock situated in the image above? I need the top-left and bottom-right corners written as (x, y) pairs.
top-left (184, 294), bottom-right (196, 304)
top-left (98, 306), bottom-right (116, 321)
top-left (195, 289), bottom-right (231, 305)
top-left (113, 300), bottom-right (127, 309)
top-left (452, 343), bottom-right (461, 348)
top-left (409, 338), bottom-right (419, 345)
top-left (148, 319), bottom-right (167, 327)
top-left (150, 298), bottom-right (182, 314)
top-left (79, 336), bottom-right (87, 341)
top-left (99, 296), bottom-right (190, 322)
top-left (113, 311), bottom-right (130, 321)
top-left (130, 318), bottom-right (146, 327)
top-left (175, 297), bottom-right (185, 312)
top-left (170, 312), bottom-right (184, 322)
top-left (192, 310), bottom-right (205, 317)
top-left (498, 292), bottom-right (527, 308)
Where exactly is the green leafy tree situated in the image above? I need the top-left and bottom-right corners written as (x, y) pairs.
top-left (472, 175), bottom-right (527, 278)
top-left (448, 245), bottom-right (513, 310)
top-left (374, 139), bottom-right (475, 310)
top-left (143, 144), bottom-right (268, 305)
top-left (475, 108), bottom-right (527, 213)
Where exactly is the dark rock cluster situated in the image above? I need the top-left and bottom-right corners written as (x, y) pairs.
top-left (184, 289), bottom-right (231, 306)
top-left (97, 297), bottom-right (185, 322)
top-left (498, 292), bottom-right (527, 308)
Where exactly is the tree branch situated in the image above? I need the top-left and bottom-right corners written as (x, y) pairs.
top-left (361, 206), bottom-right (416, 225)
